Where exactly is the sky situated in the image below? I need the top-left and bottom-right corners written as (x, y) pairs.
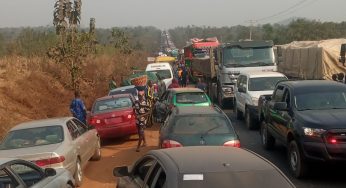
top-left (0, 0), bottom-right (345, 29)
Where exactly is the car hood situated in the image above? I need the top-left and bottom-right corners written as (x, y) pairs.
top-left (0, 143), bottom-right (61, 160)
top-left (295, 109), bottom-right (346, 129)
top-left (247, 90), bottom-right (274, 99)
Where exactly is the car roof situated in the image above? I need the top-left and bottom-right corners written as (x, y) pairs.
top-left (109, 85), bottom-right (135, 92)
top-left (174, 106), bottom-right (220, 115)
top-left (240, 71), bottom-right (287, 78)
top-left (169, 87), bottom-right (204, 93)
top-left (96, 93), bottom-right (133, 101)
top-left (151, 146), bottom-right (279, 173)
top-left (10, 117), bottom-right (72, 131)
top-left (279, 80), bottom-right (346, 93)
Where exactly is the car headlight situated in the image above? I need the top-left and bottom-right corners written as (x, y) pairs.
top-left (303, 127), bottom-right (326, 137)
top-left (251, 97), bottom-right (259, 105)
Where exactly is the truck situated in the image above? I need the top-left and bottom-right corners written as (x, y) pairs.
top-left (187, 39), bottom-right (277, 108)
top-left (259, 80), bottom-right (346, 178)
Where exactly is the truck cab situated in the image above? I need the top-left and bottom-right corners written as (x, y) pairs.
top-left (216, 40), bottom-right (277, 108)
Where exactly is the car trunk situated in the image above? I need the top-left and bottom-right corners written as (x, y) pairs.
top-left (90, 107), bottom-right (134, 127)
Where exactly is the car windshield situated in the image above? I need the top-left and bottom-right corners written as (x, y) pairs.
top-left (147, 70), bottom-right (172, 79)
top-left (176, 92), bottom-right (209, 104)
top-left (0, 126), bottom-right (64, 150)
top-left (295, 91), bottom-right (346, 110)
top-left (248, 77), bottom-right (287, 91)
top-left (172, 116), bottom-right (233, 135)
top-left (93, 97), bottom-right (132, 113)
top-left (223, 47), bottom-right (274, 67)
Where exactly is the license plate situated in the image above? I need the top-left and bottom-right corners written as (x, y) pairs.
top-left (106, 117), bottom-right (122, 124)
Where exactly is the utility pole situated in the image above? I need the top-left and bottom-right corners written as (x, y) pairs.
top-left (247, 20), bottom-right (257, 40)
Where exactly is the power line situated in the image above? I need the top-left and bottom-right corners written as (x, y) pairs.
top-left (256, 0), bottom-right (310, 23)
top-left (270, 0), bottom-right (319, 22)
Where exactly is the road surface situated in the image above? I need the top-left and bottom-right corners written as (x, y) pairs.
top-left (82, 109), bottom-right (346, 188)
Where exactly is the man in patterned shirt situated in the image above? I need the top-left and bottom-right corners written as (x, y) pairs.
top-left (134, 91), bottom-right (150, 152)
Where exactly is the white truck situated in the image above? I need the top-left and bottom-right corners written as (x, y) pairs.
top-left (234, 71), bottom-right (287, 129)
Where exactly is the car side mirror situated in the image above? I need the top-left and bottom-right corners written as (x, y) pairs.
top-left (238, 87), bottom-right (246, 93)
top-left (273, 102), bottom-right (287, 111)
top-left (45, 168), bottom-right (57, 177)
top-left (113, 166), bottom-right (130, 177)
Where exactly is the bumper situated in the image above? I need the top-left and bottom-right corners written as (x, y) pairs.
top-left (95, 121), bottom-right (137, 139)
top-left (302, 141), bottom-right (346, 162)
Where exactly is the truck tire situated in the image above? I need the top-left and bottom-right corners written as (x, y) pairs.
top-left (260, 121), bottom-right (275, 150)
top-left (245, 108), bottom-right (257, 130)
top-left (288, 140), bottom-right (308, 178)
top-left (234, 100), bottom-right (243, 120)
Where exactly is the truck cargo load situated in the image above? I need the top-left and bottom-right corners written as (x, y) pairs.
top-left (277, 39), bottom-right (346, 80)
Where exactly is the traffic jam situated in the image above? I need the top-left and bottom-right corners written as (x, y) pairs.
top-left (1, 35), bottom-right (346, 188)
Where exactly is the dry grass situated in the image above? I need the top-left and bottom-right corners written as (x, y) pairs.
top-left (0, 52), bottom-right (149, 139)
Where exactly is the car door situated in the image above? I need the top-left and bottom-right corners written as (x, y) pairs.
top-left (268, 85), bottom-right (286, 142)
top-left (0, 168), bottom-right (20, 188)
top-left (71, 119), bottom-right (94, 165)
top-left (237, 75), bottom-right (247, 113)
top-left (277, 89), bottom-right (294, 142)
top-left (66, 120), bottom-right (88, 168)
top-left (9, 162), bottom-right (50, 188)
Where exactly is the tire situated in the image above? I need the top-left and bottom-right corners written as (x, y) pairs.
top-left (245, 108), bottom-right (257, 130)
top-left (260, 122), bottom-right (275, 150)
top-left (91, 138), bottom-right (101, 161)
top-left (74, 159), bottom-right (83, 187)
top-left (288, 140), bottom-right (308, 178)
top-left (234, 100), bottom-right (243, 120)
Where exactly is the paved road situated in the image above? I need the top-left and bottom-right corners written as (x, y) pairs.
top-left (224, 109), bottom-right (346, 188)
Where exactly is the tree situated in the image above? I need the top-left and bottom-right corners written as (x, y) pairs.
top-left (48, 0), bottom-right (94, 91)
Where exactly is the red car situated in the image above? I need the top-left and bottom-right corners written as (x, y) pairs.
top-left (88, 94), bottom-right (137, 139)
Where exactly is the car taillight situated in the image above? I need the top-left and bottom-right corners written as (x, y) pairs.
top-left (127, 114), bottom-right (132, 119)
top-left (162, 140), bottom-right (183, 148)
top-left (90, 117), bottom-right (102, 125)
top-left (223, 140), bottom-right (241, 148)
top-left (34, 156), bottom-right (65, 167)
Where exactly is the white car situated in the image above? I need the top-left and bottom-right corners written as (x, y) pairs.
top-left (234, 71), bottom-right (287, 129)
top-left (0, 117), bottom-right (101, 187)
top-left (145, 62), bottom-right (173, 89)
top-left (0, 158), bottom-right (74, 188)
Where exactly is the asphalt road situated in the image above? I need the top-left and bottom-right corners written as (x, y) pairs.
top-left (224, 109), bottom-right (346, 188)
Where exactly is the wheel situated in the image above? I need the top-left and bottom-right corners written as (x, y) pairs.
top-left (234, 100), bottom-right (243, 120)
top-left (245, 108), bottom-right (257, 130)
top-left (288, 140), bottom-right (308, 178)
top-left (74, 159), bottom-right (83, 187)
top-left (260, 122), bottom-right (275, 150)
top-left (91, 138), bottom-right (101, 161)
top-left (66, 183), bottom-right (74, 188)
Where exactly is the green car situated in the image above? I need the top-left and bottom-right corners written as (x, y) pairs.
top-left (160, 88), bottom-right (212, 107)
top-left (159, 106), bottom-right (240, 148)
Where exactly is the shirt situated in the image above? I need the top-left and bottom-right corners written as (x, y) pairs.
top-left (134, 100), bottom-right (150, 128)
top-left (70, 98), bottom-right (87, 123)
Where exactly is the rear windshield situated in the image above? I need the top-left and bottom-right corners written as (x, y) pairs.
top-left (248, 77), bottom-right (287, 91)
top-left (172, 116), bottom-right (233, 135)
top-left (176, 92), bottom-right (208, 104)
top-left (147, 70), bottom-right (172, 79)
top-left (93, 97), bottom-right (133, 113)
top-left (109, 88), bottom-right (137, 97)
top-left (0, 126), bottom-right (64, 150)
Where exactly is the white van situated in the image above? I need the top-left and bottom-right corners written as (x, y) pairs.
top-left (145, 62), bottom-right (173, 89)
top-left (234, 71), bottom-right (287, 129)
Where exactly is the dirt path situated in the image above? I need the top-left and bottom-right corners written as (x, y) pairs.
top-left (81, 126), bottom-right (159, 188)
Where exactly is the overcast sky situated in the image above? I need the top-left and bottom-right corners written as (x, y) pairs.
top-left (0, 0), bottom-right (345, 29)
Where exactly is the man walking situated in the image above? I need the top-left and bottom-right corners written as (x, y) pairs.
top-left (109, 75), bottom-right (117, 91)
top-left (70, 91), bottom-right (87, 124)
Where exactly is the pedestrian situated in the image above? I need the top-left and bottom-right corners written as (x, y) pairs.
top-left (145, 80), bottom-right (155, 127)
top-left (157, 74), bottom-right (166, 98)
top-left (70, 91), bottom-right (87, 124)
top-left (109, 75), bottom-right (117, 91)
top-left (196, 78), bottom-right (207, 92)
top-left (168, 78), bottom-right (180, 88)
top-left (181, 67), bottom-right (187, 87)
top-left (134, 91), bottom-right (150, 152)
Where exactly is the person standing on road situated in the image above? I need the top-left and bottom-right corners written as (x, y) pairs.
top-left (70, 91), bottom-right (87, 124)
top-left (157, 74), bottom-right (166, 99)
top-left (109, 75), bottom-right (117, 91)
top-left (134, 91), bottom-right (150, 152)
top-left (196, 78), bottom-right (207, 92)
top-left (168, 78), bottom-right (180, 88)
top-left (181, 66), bottom-right (188, 87)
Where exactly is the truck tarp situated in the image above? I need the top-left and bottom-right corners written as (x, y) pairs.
top-left (278, 39), bottom-right (346, 80)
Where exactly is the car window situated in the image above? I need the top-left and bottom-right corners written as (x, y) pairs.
top-left (72, 119), bottom-right (88, 135)
top-left (0, 126), bottom-right (64, 150)
top-left (93, 97), bottom-right (133, 113)
top-left (283, 89), bottom-right (291, 107)
top-left (273, 85), bottom-right (285, 102)
top-left (146, 163), bottom-right (167, 188)
top-left (248, 77), bottom-right (287, 91)
top-left (10, 163), bottom-right (43, 187)
top-left (172, 116), bottom-right (233, 135)
top-left (0, 169), bottom-right (19, 188)
top-left (133, 158), bottom-right (155, 185)
top-left (67, 121), bottom-right (80, 140)
top-left (176, 93), bottom-right (208, 104)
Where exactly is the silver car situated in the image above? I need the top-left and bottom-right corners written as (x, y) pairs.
top-left (0, 117), bottom-right (101, 187)
top-left (0, 158), bottom-right (74, 188)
